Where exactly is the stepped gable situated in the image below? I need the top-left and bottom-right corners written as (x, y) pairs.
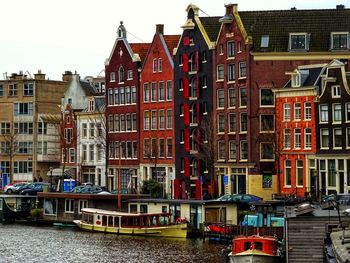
top-left (239, 8), bottom-right (350, 52)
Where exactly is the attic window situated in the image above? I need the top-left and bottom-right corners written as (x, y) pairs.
top-left (291, 73), bottom-right (301, 87)
top-left (331, 32), bottom-right (349, 50)
top-left (289, 33), bottom-right (309, 51)
top-left (260, 35), bottom-right (269, 48)
top-left (89, 100), bottom-right (95, 112)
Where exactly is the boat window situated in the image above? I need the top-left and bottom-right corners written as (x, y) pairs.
top-left (114, 217), bottom-right (119, 227)
top-left (108, 216), bottom-right (113, 227)
top-left (244, 241), bottom-right (263, 251)
top-left (121, 217), bottom-right (127, 227)
top-left (135, 217), bottom-right (140, 226)
top-left (162, 206), bottom-right (167, 213)
top-left (140, 204), bottom-right (148, 213)
top-left (129, 204), bottom-right (137, 213)
top-left (102, 215), bottom-right (107, 226)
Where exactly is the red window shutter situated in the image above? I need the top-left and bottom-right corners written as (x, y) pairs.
top-left (183, 104), bottom-right (190, 126)
top-left (195, 179), bottom-right (201, 200)
top-left (182, 54), bottom-right (189, 73)
top-left (184, 129), bottom-right (190, 152)
top-left (195, 51), bottom-right (199, 72)
top-left (183, 37), bottom-right (190, 46)
top-left (183, 77), bottom-right (189, 99)
top-left (184, 157), bottom-right (190, 177)
top-left (174, 178), bottom-right (180, 199)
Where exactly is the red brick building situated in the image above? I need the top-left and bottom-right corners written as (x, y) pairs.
top-left (105, 22), bottom-right (150, 192)
top-left (139, 24), bottom-right (180, 198)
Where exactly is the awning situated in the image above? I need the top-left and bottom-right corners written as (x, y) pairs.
top-left (47, 168), bottom-right (75, 177)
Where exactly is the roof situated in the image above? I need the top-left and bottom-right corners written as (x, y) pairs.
top-left (79, 80), bottom-right (98, 96)
top-left (163, 35), bottom-right (181, 57)
top-left (198, 16), bottom-right (221, 42)
top-left (239, 8), bottom-right (350, 52)
top-left (284, 65), bottom-right (325, 88)
top-left (130, 43), bottom-right (151, 62)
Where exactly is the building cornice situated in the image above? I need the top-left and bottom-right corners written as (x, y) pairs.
top-left (251, 52), bottom-right (350, 61)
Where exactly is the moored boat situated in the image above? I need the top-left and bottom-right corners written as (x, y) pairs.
top-left (228, 234), bottom-right (282, 263)
top-left (74, 208), bottom-right (187, 238)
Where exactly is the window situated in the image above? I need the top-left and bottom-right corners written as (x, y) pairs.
top-left (240, 87), bottom-right (247, 107)
top-left (113, 88), bottom-right (119, 105)
top-left (217, 89), bottom-right (224, 108)
top-left (125, 87), bottom-right (131, 104)
top-left (239, 62), bottom-right (246, 78)
top-left (240, 140), bottom-right (248, 161)
top-left (24, 83), bottom-right (34, 96)
top-left (114, 115), bottom-right (120, 132)
top-left (89, 123), bottom-right (95, 138)
top-left (131, 86), bottom-right (136, 104)
top-left (240, 113), bottom-right (247, 132)
top-left (331, 32), bottom-right (349, 50)
top-left (190, 78), bottom-right (196, 98)
top-left (261, 35), bottom-right (269, 48)
top-left (284, 128), bottom-right (291, 149)
top-left (143, 83), bottom-right (149, 102)
top-left (229, 140), bottom-right (236, 160)
top-left (151, 82), bottom-right (157, 102)
top-left (64, 128), bottom-right (73, 143)
top-left (79, 200), bottom-right (88, 213)
top-left (14, 103), bottom-right (33, 115)
top-left (217, 113), bottom-right (225, 133)
top-left (14, 122), bottom-right (33, 135)
top-left (82, 145), bottom-right (87, 161)
top-left (284, 103), bottom-right (290, 121)
top-left (110, 72), bottom-right (115, 82)
top-left (144, 111), bottom-right (149, 130)
top-left (0, 142), bottom-right (10, 154)
top-left (332, 85), bottom-right (341, 98)
top-left (65, 199), bottom-right (74, 213)
top-left (108, 89), bottom-right (113, 105)
top-left (229, 113), bottom-right (236, 133)
top-left (132, 113), bottom-right (137, 131)
top-left (120, 114), bottom-right (125, 131)
top-left (320, 129), bottom-right (329, 148)
top-left (152, 59), bottom-right (157, 72)
top-left (158, 81), bottom-right (165, 101)
top-left (151, 138), bottom-right (157, 158)
top-left (17, 142), bottom-right (33, 154)
top-left (44, 199), bottom-right (57, 215)
top-left (166, 138), bottom-right (172, 158)
top-left (294, 128), bottom-right (301, 149)
top-left (333, 128), bottom-right (342, 148)
top-left (69, 148), bottom-right (75, 163)
top-left (346, 103), bottom-right (350, 122)
top-left (166, 110), bottom-right (172, 129)
top-left (347, 128), bottom-right (350, 148)
top-left (108, 115), bottom-right (113, 132)
top-left (0, 84), bottom-right (3, 97)
top-left (320, 104), bottom-right (328, 123)
top-left (166, 81), bottom-right (172, 101)
top-left (127, 70), bottom-right (133, 80)
top-left (304, 102), bottom-right (311, 120)
top-left (118, 67), bottom-right (124, 83)
top-left (260, 143), bottom-right (274, 160)
top-left (218, 140), bottom-right (225, 160)
top-left (143, 138), bottom-right (150, 158)
top-left (260, 89), bottom-right (274, 106)
top-left (202, 76), bottom-right (207, 88)
top-left (217, 64), bottom-right (224, 80)
top-left (159, 138), bottom-right (165, 158)
top-left (14, 161), bottom-right (32, 173)
top-left (119, 87), bottom-right (125, 105)
top-left (296, 160), bottom-right (303, 186)
top-left (0, 123), bottom-right (10, 135)
top-left (228, 88), bottom-right (235, 108)
top-left (260, 115), bottom-right (274, 132)
top-left (291, 74), bottom-right (301, 88)
top-left (151, 110), bottom-right (157, 130)
top-left (333, 104), bottom-right (342, 123)
top-left (294, 103), bottom-right (301, 121)
top-left (285, 160), bottom-right (291, 186)
top-left (8, 84), bottom-right (18, 96)
top-left (305, 128), bottom-right (312, 149)
top-left (38, 141), bottom-right (47, 155)
top-left (158, 110), bottom-right (165, 130)
top-left (202, 51), bottom-right (207, 62)
top-left (89, 100), bottom-right (95, 112)
top-left (328, 160), bottom-right (336, 187)
top-left (227, 41), bottom-right (234, 58)
top-left (158, 58), bottom-right (162, 72)
top-left (38, 122), bottom-right (47, 135)
top-left (289, 33), bottom-right (308, 51)
top-left (126, 114), bottom-right (131, 131)
top-left (228, 64), bottom-right (235, 82)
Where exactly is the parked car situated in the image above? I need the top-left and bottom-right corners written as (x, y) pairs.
top-left (19, 182), bottom-right (50, 195)
top-left (217, 194), bottom-right (262, 203)
top-left (70, 185), bottom-right (87, 193)
top-left (4, 182), bottom-right (30, 194)
top-left (79, 186), bottom-right (104, 194)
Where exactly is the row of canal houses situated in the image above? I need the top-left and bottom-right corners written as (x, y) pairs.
top-left (2, 3), bottom-right (350, 202)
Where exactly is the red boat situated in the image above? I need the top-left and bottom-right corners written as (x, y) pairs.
top-left (229, 234), bottom-right (282, 263)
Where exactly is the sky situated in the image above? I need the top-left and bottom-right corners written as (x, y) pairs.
top-left (0, 0), bottom-right (348, 80)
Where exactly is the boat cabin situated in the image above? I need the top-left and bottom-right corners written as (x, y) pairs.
top-left (233, 235), bottom-right (278, 255)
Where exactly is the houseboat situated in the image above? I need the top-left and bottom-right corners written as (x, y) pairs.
top-left (74, 208), bottom-right (187, 238)
top-left (228, 234), bottom-right (281, 263)
top-left (0, 195), bottom-right (37, 223)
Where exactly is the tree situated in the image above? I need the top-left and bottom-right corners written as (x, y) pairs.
top-left (1, 130), bottom-right (19, 184)
top-left (142, 179), bottom-right (163, 198)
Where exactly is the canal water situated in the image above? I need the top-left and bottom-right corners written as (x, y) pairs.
top-left (0, 224), bottom-right (227, 262)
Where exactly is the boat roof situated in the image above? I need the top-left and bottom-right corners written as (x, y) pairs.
top-left (234, 235), bottom-right (278, 242)
top-left (81, 208), bottom-right (169, 217)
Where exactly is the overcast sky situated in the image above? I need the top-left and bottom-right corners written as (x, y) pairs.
top-left (0, 0), bottom-right (348, 80)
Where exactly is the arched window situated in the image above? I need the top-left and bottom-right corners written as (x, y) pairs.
top-left (119, 67), bottom-right (124, 83)
top-left (190, 129), bottom-right (197, 151)
top-left (190, 104), bottom-right (197, 125)
top-left (190, 78), bottom-right (196, 98)
top-left (190, 53), bottom-right (196, 72)
top-left (191, 159), bottom-right (198, 177)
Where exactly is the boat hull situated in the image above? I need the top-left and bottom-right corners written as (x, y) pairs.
top-left (229, 254), bottom-right (281, 263)
top-left (73, 220), bottom-right (187, 238)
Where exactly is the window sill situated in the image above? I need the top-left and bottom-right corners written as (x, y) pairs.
top-left (216, 79), bottom-right (224, 83)
top-left (259, 105), bottom-right (275, 108)
top-left (238, 77), bottom-right (247, 80)
top-left (226, 57), bottom-right (235, 60)
top-left (227, 80), bottom-right (235, 84)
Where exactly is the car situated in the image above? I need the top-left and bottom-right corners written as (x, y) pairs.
top-left (79, 186), bottom-right (104, 194)
top-left (216, 194), bottom-right (262, 203)
top-left (70, 185), bottom-right (87, 193)
top-left (18, 182), bottom-right (50, 195)
top-left (4, 182), bottom-right (30, 194)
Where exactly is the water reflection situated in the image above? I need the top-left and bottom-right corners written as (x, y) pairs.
top-left (0, 224), bottom-right (227, 263)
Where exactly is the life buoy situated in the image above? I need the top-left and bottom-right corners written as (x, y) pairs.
top-left (175, 218), bottom-right (186, 224)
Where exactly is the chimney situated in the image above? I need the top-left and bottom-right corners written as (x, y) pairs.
top-left (62, 70), bottom-right (73, 82)
top-left (336, 4), bottom-right (345, 9)
top-left (219, 4), bottom-right (235, 23)
top-left (34, 69), bottom-right (46, 80)
top-left (156, 24), bottom-right (164, 35)
top-left (291, 7), bottom-right (297, 10)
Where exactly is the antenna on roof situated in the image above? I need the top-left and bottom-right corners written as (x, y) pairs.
top-left (199, 8), bottom-right (210, 17)
top-left (126, 30), bottom-right (145, 43)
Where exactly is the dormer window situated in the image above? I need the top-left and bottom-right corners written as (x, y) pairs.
top-left (331, 32), bottom-right (349, 50)
top-left (89, 100), bottom-right (95, 112)
top-left (291, 73), bottom-right (301, 87)
top-left (261, 35), bottom-right (269, 48)
top-left (332, 85), bottom-right (341, 98)
top-left (289, 33), bottom-right (309, 51)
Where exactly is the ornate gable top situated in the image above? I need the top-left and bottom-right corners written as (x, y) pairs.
top-left (117, 21), bottom-right (127, 39)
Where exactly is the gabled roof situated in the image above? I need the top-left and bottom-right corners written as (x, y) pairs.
top-left (163, 35), bottom-right (181, 58)
top-left (239, 8), bottom-right (350, 52)
top-left (198, 16), bottom-right (221, 42)
top-left (80, 80), bottom-right (98, 96)
top-left (130, 43), bottom-right (151, 63)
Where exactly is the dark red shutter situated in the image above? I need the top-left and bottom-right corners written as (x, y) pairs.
top-left (184, 157), bottom-right (190, 177)
top-left (183, 103), bottom-right (190, 126)
top-left (182, 54), bottom-right (189, 73)
top-left (184, 129), bottom-right (190, 152)
top-left (183, 77), bottom-right (189, 99)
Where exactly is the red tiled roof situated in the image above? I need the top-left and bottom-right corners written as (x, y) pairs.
top-left (163, 35), bottom-right (181, 58)
top-left (130, 43), bottom-right (151, 62)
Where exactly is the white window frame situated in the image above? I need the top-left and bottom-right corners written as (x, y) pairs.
top-left (284, 160), bottom-right (292, 187)
top-left (78, 200), bottom-right (88, 213)
top-left (65, 199), bottom-right (74, 213)
top-left (289, 33), bottom-right (309, 51)
top-left (333, 128), bottom-right (342, 149)
top-left (296, 159), bottom-right (303, 187)
top-left (319, 104), bottom-right (329, 123)
top-left (332, 85), bottom-right (341, 98)
top-left (283, 103), bottom-right (290, 121)
top-left (331, 32), bottom-right (349, 50)
top-left (304, 102), bottom-right (312, 121)
top-left (294, 128), bottom-right (301, 149)
top-left (304, 128), bottom-right (312, 150)
top-left (332, 103), bottom-right (342, 124)
top-left (260, 142), bottom-right (274, 161)
top-left (320, 128), bottom-right (329, 149)
top-left (284, 128), bottom-right (291, 149)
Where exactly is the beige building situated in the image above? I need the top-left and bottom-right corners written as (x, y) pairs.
top-left (0, 71), bottom-right (69, 184)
